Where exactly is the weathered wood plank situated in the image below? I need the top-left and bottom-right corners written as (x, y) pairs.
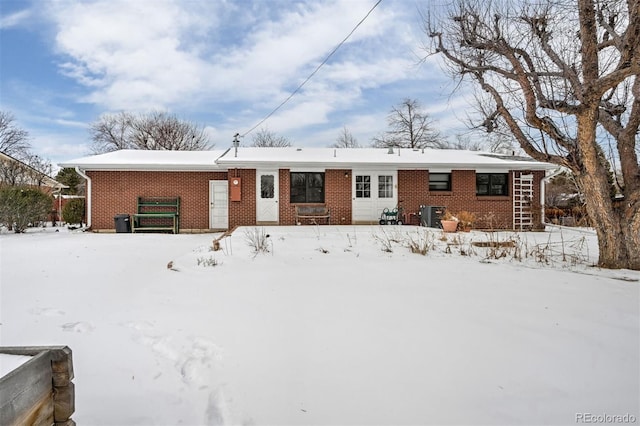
top-left (0, 346), bottom-right (70, 357)
top-left (1, 346), bottom-right (75, 425)
top-left (11, 390), bottom-right (54, 426)
top-left (0, 351), bottom-right (53, 425)
top-left (51, 347), bottom-right (74, 386)
top-left (53, 382), bottom-right (75, 422)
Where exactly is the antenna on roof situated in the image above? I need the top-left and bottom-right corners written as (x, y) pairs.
top-left (233, 133), bottom-right (240, 158)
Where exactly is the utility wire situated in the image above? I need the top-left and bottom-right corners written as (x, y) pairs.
top-left (241, 0), bottom-right (383, 138)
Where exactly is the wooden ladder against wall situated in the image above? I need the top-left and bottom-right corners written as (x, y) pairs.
top-left (513, 173), bottom-right (534, 230)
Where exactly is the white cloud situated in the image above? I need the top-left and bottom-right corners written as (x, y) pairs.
top-left (0, 9), bottom-right (31, 29)
top-left (48, 0), bottom-right (222, 110)
top-left (9, 0), bottom-right (469, 156)
top-left (44, 0), bottom-right (428, 114)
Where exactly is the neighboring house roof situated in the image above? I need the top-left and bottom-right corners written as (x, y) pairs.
top-left (58, 147), bottom-right (557, 172)
top-left (0, 151), bottom-right (67, 189)
top-left (58, 149), bottom-right (228, 171)
top-left (217, 147), bottom-right (558, 172)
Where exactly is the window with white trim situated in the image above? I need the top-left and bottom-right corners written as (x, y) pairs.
top-left (355, 175), bottom-right (371, 198)
top-left (378, 175), bottom-right (393, 198)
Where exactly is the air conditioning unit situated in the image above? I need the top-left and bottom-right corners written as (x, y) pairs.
top-left (419, 205), bottom-right (446, 228)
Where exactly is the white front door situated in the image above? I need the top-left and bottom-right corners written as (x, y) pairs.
top-left (209, 180), bottom-right (228, 229)
top-left (256, 170), bottom-right (279, 223)
top-left (352, 171), bottom-right (398, 223)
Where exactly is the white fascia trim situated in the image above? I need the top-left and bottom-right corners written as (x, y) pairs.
top-left (219, 160), bottom-right (553, 172)
top-left (60, 164), bottom-right (227, 172)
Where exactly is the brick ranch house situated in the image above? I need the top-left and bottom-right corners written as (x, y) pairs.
top-left (58, 147), bottom-right (558, 232)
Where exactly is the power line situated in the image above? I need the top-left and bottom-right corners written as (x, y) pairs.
top-left (241, 0), bottom-right (383, 138)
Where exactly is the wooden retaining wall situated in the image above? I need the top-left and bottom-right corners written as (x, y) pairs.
top-left (0, 346), bottom-right (75, 426)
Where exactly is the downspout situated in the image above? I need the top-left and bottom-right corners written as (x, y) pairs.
top-left (541, 167), bottom-right (564, 227)
top-left (75, 167), bottom-right (91, 228)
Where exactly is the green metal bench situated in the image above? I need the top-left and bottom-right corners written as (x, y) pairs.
top-left (132, 197), bottom-right (180, 234)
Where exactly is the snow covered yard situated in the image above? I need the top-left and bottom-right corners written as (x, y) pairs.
top-left (1, 225), bottom-right (638, 425)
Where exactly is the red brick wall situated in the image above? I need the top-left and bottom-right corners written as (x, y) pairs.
top-left (325, 169), bottom-right (352, 225)
top-left (228, 168), bottom-right (256, 229)
top-left (88, 171), bottom-right (227, 231)
top-left (279, 169), bottom-right (292, 224)
top-left (276, 169), bottom-right (352, 225)
top-left (399, 169), bottom-right (546, 229)
top-left (88, 168), bottom-right (545, 231)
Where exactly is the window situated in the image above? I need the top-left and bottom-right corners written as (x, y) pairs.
top-left (429, 173), bottom-right (451, 191)
top-left (290, 172), bottom-right (325, 203)
top-left (260, 175), bottom-right (274, 199)
top-left (476, 173), bottom-right (508, 196)
top-left (355, 175), bottom-right (370, 198)
top-left (378, 175), bottom-right (393, 198)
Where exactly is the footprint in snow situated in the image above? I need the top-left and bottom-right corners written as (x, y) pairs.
top-left (31, 307), bottom-right (66, 316)
top-left (61, 321), bottom-right (94, 333)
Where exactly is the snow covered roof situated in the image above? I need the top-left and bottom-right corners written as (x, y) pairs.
top-left (58, 149), bottom-right (228, 171)
top-left (217, 147), bottom-right (557, 171)
top-left (59, 147), bottom-right (557, 172)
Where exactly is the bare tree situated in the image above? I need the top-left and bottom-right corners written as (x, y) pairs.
top-left (132, 111), bottom-right (210, 150)
top-left (21, 153), bottom-right (53, 187)
top-left (486, 132), bottom-right (519, 155)
top-left (90, 111), bottom-right (212, 153)
top-left (0, 154), bottom-right (25, 187)
top-left (448, 133), bottom-right (484, 151)
top-left (425, 0), bottom-right (640, 270)
top-left (250, 128), bottom-right (291, 147)
top-left (372, 98), bottom-right (446, 149)
top-left (0, 111), bottom-right (31, 158)
top-left (0, 113), bottom-right (54, 188)
top-left (0, 152), bottom-right (53, 188)
top-left (332, 126), bottom-right (360, 148)
top-left (89, 111), bottom-right (134, 153)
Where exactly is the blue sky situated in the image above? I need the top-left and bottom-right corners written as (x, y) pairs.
top-left (0, 0), bottom-right (472, 166)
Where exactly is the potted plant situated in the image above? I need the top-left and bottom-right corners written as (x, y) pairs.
top-left (456, 211), bottom-right (476, 232)
top-left (440, 210), bottom-right (459, 232)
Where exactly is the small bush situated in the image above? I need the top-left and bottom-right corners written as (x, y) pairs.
top-left (244, 227), bottom-right (270, 255)
top-left (456, 211), bottom-right (476, 229)
top-left (372, 228), bottom-right (394, 253)
top-left (0, 187), bottom-right (53, 233)
top-left (406, 229), bottom-right (435, 255)
top-left (474, 232), bottom-right (522, 260)
top-left (62, 198), bottom-right (85, 225)
top-left (197, 256), bottom-right (219, 267)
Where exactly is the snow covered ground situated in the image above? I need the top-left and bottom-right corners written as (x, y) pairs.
top-left (1, 224), bottom-right (638, 425)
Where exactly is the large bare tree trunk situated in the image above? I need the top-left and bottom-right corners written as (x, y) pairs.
top-left (425, 0), bottom-right (640, 270)
top-left (576, 108), bottom-right (630, 268)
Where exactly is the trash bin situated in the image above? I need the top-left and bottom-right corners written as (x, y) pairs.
top-left (114, 214), bottom-right (131, 233)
